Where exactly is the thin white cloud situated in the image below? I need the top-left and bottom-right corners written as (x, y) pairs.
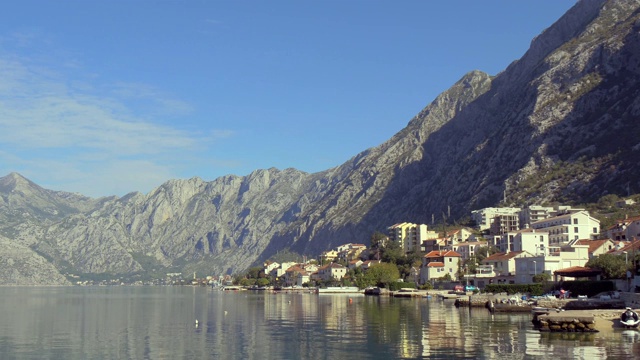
top-left (0, 37), bottom-right (235, 197)
top-left (108, 81), bottom-right (194, 116)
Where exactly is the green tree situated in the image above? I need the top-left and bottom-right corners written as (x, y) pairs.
top-left (532, 273), bottom-right (551, 283)
top-left (366, 263), bottom-right (401, 288)
top-left (475, 245), bottom-right (499, 263)
top-left (256, 278), bottom-right (270, 287)
top-left (585, 254), bottom-right (627, 279)
top-left (381, 240), bottom-right (404, 264)
top-left (246, 266), bottom-right (263, 280)
top-left (239, 278), bottom-right (255, 286)
top-left (596, 194), bottom-right (620, 210)
top-left (370, 231), bottom-right (388, 249)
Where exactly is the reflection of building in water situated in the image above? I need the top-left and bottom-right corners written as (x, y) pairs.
top-left (263, 293), bottom-right (318, 323)
top-left (316, 295), bottom-right (366, 335)
top-left (419, 301), bottom-right (464, 358)
top-left (417, 302), bottom-right (539, 359)
top-left (263, 293), bottom-right (365, 332)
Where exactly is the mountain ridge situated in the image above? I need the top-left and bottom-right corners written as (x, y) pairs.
top-left (3, 0), bottom-right (640, 284)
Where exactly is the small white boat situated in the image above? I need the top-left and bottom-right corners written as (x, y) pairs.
top-left (620, 308), bottom-right (640, 329)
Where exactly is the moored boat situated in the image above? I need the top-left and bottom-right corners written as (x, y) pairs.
top-left (620, 307), bottom-right (640, 329)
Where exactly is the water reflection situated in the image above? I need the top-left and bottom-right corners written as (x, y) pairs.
top-left (0, 287), bottom-right (639, 359)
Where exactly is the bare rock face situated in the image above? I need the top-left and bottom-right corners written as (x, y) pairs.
top-left (2, 0), bottom-right (640, 283)
top-left (0, 236), bottom-right (70, 285)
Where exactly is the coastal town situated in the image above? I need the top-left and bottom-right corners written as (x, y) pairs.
top-left (222, 202), bottom-right (638, 292)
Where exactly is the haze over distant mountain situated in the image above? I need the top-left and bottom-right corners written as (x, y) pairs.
top-left (2, 0), bottom-right (640, 284)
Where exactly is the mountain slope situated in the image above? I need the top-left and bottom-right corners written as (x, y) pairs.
top-left (3, 0), bottom-right (640, 283)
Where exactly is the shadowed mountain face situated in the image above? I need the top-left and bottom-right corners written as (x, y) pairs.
top-left (2, 0), bottom-right (640, 284)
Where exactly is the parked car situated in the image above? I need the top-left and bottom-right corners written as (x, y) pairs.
top-left (465, 285), bottom-right (478, 292)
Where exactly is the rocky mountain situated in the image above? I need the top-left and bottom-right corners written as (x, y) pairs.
top-left (2, 0), bottom-right (640, 284)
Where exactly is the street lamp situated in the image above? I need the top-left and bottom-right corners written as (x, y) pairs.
top-left (623, 251), bottom-right (631, 292)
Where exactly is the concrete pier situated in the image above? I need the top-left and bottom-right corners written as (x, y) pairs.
top-left (536, 310), bottom-right (598, 332)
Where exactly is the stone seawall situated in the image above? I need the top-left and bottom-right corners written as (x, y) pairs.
top-left (454, 294), bottom-right (572, 310)
top-left (536, 312), bottom-right (598, 332)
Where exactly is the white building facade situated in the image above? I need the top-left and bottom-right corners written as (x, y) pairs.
top-left (388, 222), bottom-right (438, 253)
top-left (530, 211), bottom-right (600, 250)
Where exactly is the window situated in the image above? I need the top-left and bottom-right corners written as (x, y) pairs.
top-left (540, 236), bottom-right (544, 242)
top-left (573, 218), bottom-right (578, 224)
top-left (574, 227), bottom-right (578, 233)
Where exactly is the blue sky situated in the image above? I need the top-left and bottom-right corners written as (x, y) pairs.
top-left (0, 1), bottom-right (576, 197)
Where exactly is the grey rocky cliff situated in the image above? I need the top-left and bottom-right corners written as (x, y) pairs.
top-left (2, 0), bottom-right (640, 283)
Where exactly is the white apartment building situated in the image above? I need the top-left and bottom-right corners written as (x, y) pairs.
top-left (388, 222), bottom-right (438, 253)
top-left (519, 205), bottom-right (584, 228)
top-left (489, 213), bottom-right (520, 235)
top-left (419, 250), bottom-right (461, 284)
top-left (530, 210), bottom-right (600, 249)
top-left (473, 205), bottom-right (586, 233)
top-left (471, 207), bottom-right (521, 231)
top-left (494, 229), bottom-right (550, 256)
top-left (445, 228), bottom-right (475, 245)
top-left (481, 251), bottom-right (531, 283)
top-left (452, 241), bottom-right (486, 261)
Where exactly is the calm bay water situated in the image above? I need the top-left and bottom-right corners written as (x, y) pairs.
top-left (0, 286), bottom-right (638, 359)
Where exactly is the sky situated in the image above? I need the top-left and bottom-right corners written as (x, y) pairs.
top-left (0, 0), bottom-right (576, 197)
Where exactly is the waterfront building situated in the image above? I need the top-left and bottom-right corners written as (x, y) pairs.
top-left (481, 251), bottom-right (530, 284)
top-left (284, 265), bottom-right (307, 287)
top-left (461, 264), bottom-right (497, 289)
top-left (317, 263), bottom-right (347, 281)
top-left (419, 250), bottom-right (461, 284)
top-left (493, 229), bottom-right (550, 255)
top-left (514, 243), bottom-right (589, 284)
top-left (531, 210), bottom-right (600, 249)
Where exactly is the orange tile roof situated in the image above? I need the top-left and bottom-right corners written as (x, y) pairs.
top-left (427, 262), bottom-right (444, 268)
top-left (424, 250), bottom-right (461, 258)
top-left (285, 265), bottom-right (304, 273)
top-left (614, 240), bottom-right (640, 253)
top-left (575, 239), bottom-right (612, 254)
